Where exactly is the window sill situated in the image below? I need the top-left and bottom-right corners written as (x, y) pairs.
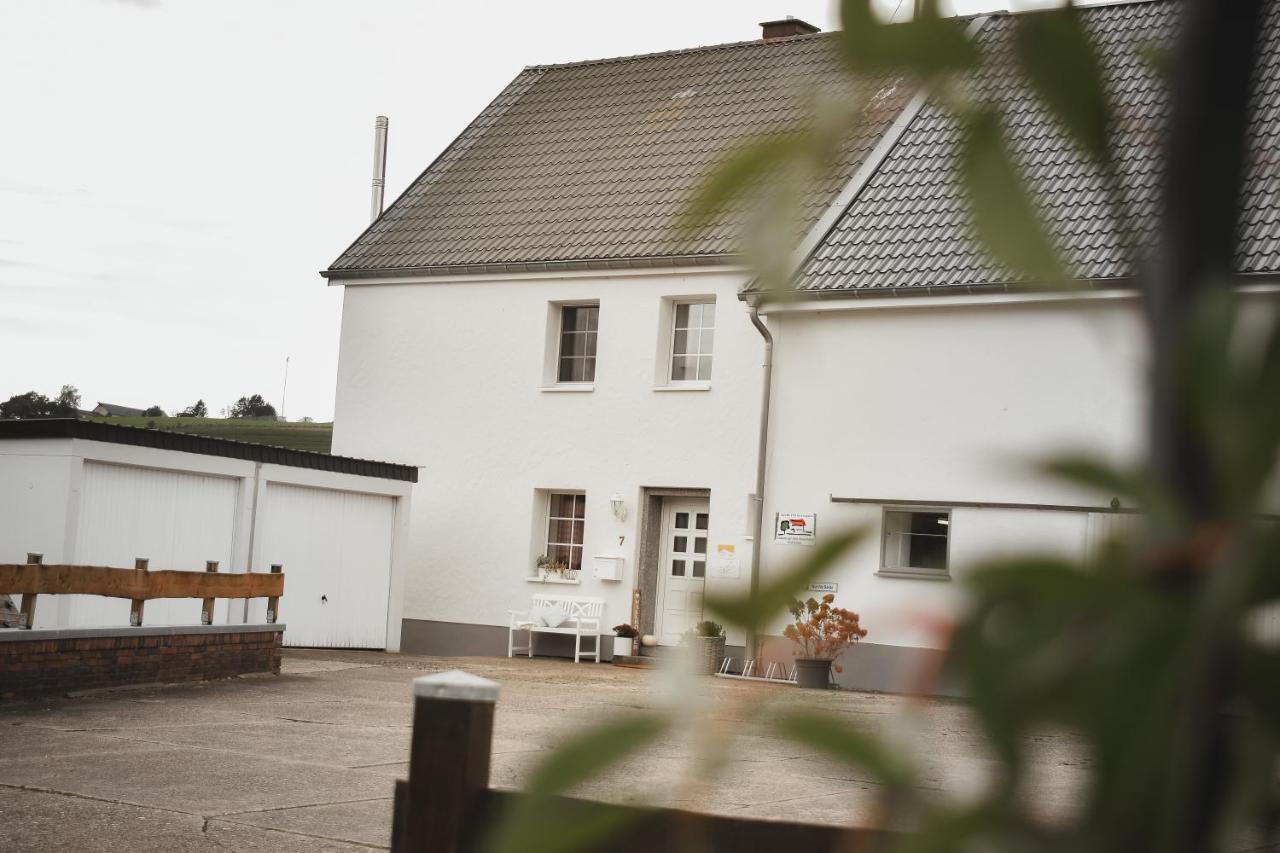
top-left (541, 384), bottom-right (594, 393)
top-left (525, 575), bottom-right (582, 585)
top-left (875, 568), bottom-right (951, 582)
top-left (652, 382), bottom-right (711, 392)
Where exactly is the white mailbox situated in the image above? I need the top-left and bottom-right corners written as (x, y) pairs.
top-left (593, 555), bottom-right (624, 581)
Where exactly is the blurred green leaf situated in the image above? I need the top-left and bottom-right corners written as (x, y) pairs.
top-left (895, 806), bottom-right (997, 853)
top-left (682, 131), bottom-right (810, 233)
top-left (486, 714), bottom-right (668, 853)
top-left (839, 0), bottom-right (979, 76)
top-left (1041, 455), bottom-right (1179, 530)
top-left (1014, 5), bottom-right (1111, 162)
top-left (773, 708), bottom-right (913, 788)
top-left (705, 526), bottom-right (866, 631)
top-left (959, 106), bottom-right (1069, 284)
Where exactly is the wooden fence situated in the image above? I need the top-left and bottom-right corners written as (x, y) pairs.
top-left (392, 672), bottom-right (893, 853)
top-left (0, 552), bottom-right (285, 629)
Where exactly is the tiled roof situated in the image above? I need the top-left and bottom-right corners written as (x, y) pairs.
top-left (789, 0), bottom-right (1280, 294)
top-left (325, 34), bottom-right (911, 277)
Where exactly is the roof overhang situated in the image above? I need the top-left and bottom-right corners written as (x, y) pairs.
top-left (0, 419), bottom-right (419, 482)
top-left (741, 273), bottom-right (1280, 311)
top-left (321, 253), bottom-right (742, 282)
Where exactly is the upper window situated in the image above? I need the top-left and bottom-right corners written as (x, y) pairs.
top-left (880, 509), bottom-right (950, 578)
top-left (545, 493), bottom-right (586, 575)
top-left (669, 301), bottom-right (714, 382)
top-left (558, 305), bottom-right (598, 383)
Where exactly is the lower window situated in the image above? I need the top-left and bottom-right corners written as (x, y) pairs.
top-left (543, 492), bottom-right (585, 576)
top-left (880, 508), bottom-right (950, 577)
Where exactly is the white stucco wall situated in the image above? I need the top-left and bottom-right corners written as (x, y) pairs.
top-left (0, 437), bottom-right (411, 647)
top-left (759, 293), bottom-right (1151, 649)
top-left (0, 438), bottom-right (76, 567)
top-left (330, 268), bottom-right (764, 643)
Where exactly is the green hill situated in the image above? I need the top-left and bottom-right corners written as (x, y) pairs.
top-left (86, 417), bottom-right (333, 454)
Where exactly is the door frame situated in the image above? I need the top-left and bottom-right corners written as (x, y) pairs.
top-left (636, 487), bottom-right (710, 641)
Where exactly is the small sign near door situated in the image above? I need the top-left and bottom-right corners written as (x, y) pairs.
top-left (774, 512), bottom-right (816, 545)
top-left (807, 582), bottom-right (838, 594)
top-left (713, 544), bottom-right (740, 578)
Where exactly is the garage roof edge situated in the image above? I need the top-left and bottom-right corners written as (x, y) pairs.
top-left (0, 419), bottom-right (418, 483)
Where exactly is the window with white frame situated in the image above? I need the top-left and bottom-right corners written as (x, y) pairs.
top-left (543, 493), bottom-right (586, 576)
top-left (557, 305), bottom-right (598, 383)
top-left (669, 301), bottom-right (714, 382)
top-left (880, 508), bottom-right (950, 577)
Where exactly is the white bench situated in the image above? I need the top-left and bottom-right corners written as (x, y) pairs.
top-left (507, 594), bottom-right (604, 663)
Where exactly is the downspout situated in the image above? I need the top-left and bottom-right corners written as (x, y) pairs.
top-left (746, 303), bottom-right (774, 659)
top-left (242, 461), bottom-right (263, 624)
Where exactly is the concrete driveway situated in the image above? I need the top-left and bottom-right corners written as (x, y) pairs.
top-left (0, 649), bottom-right (1084, 851)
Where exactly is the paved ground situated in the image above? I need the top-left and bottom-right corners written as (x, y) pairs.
top-left (0, 649), bottom-right (1086, 851)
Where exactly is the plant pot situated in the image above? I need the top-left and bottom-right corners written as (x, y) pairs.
top-left (794, 657), bottom-right (832, 690)
top-left (612, 635), bottom-right (634, 658)
top-left (696, 635), bottom-right (726, 675)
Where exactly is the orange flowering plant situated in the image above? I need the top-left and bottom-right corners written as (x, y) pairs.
top-left (782, 594), bottom-right (868, 672)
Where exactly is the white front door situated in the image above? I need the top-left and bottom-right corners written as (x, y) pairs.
top-left (656, 499), bottom-right (710, 645)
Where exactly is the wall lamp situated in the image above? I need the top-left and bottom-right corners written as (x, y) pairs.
top-left (610, 492), bottom-right (628, 522)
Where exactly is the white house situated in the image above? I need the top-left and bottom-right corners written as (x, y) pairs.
top-left (326, 16), bottom-right (906, 662)
top-left (326, 2), bottom-right (1280, 691)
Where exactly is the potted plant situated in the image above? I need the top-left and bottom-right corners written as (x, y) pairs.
top-left (534, 554), bottom-right (569, 581)
top-left (686, 620), bottom-right (726, 675)
top-left (612, 624), bottom-right (638, 658)
top-left (783, 595), bottom-right (868, 689)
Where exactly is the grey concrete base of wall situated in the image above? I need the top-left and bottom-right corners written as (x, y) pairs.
top-left (400, 619), bottom-right (618, 662)
top-left (400, 619), bottom-right (958, 695)
top-left (757, 636), bottom-right (960, 696)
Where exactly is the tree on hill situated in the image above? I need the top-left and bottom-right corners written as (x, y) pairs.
top-left (143, 405), bottom-right (166, 417)
top-left (0, 391), bottom-right (54, 419)
top-left (229, 394), bottom-right (277, 419)
top-left (54, 385), bottom-right (80, 415)
top-left (177, 399), bottom-right (208, 418)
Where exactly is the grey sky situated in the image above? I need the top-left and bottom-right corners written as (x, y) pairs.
top-left (1, 0), bottom-right (1057, 420)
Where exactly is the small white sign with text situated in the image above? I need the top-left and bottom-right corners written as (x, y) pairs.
top-left (713, 544), bottom-right (740, 578)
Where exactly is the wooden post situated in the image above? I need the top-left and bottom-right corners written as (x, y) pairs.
top-left (129, 557), bottom-right (148, 627)
top-left (18, 552), bottom-right (41, 629)
top-left (266, 564), bottom-right (282, 623)
top-left (201, 561), bottom-right (218, 625)
top-left (402, 671), bottom-right (499, 853)
top-left (631, 588), bottom-right (642, 656)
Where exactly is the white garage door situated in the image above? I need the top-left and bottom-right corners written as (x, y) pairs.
top-left (256, 483), bottom-right (394, 649)
top-left (67, 462), bottom-right (239, 629)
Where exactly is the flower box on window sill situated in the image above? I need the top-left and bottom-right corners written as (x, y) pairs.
top-left (526, 572), bottom-right (582, 585)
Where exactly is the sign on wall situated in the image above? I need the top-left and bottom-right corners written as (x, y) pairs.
top-left (807, 582), bottom-right (838, 594)
top-left (774, 513), bottom-right (816, 546)
top-left (713, 544), bottom-right (740, 578)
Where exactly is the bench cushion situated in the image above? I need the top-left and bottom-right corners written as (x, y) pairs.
top-left (541, 604), bottom-right (567, 628)
top-left (529, 603), bottom-right (567, 628)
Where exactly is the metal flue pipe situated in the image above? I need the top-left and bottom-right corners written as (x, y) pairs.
top-left (370, 116), bottom-right (389, 222)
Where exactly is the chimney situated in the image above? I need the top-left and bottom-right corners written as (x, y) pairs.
top-left (370, 115), bottom-right (389, 223)
top-left (760, 16), bottom-right (820, 40)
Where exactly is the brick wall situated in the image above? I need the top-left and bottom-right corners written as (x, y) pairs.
top-left (0, 625), bottom-right (283, 699)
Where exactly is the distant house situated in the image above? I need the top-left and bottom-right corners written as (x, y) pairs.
top-left (91, 403), bottom-right (146, 418)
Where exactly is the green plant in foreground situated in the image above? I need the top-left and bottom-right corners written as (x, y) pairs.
top-left (488, 2), bottom-right (1277, 852)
